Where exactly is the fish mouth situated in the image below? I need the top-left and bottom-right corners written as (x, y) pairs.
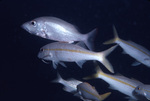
top-left (21, 23), bottom-right (31, 33)
top-left (39, 55), bottom-right (52, 64)
top-left (21, 24), bottom-right (27, 30)
top-left (38, 54), bottom-right (51, 60)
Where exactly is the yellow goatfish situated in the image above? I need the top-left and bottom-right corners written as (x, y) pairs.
top-left (38, 42), bottom-right (117, 73)
top-left (103, 25), bottom-right (150, 67)
top-left (84, 65), bottom-right (143, 100)
top-left (76, 82), bottom-right (111, 101)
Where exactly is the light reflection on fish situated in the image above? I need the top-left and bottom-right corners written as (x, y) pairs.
top-left (103, 26), bottom-right (150, 67)
top-left (133, 85), bottom-right (150, 101)
top-left (83, 65), bottom-right (143, 100)
top-left (38, 42), bottom-right (117, 73)
top-left (76, 82), bottom-right (111, 101)
top-left (21, 16), bottom-right (97, 50)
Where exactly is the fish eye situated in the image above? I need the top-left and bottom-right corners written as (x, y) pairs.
top-left (137, 87), bottom-right (141, 90)
top-left (30, 20), bottom-right (36, 26)
top-left (40, 48), bottom-right (44, 52)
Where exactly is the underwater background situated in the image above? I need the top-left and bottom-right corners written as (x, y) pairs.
top-left (1, 0), bottom-right (150, 101)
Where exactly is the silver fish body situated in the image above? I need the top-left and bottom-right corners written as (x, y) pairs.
top-left (38, 42), bottom-right (117, 73)
top-left (52, 72), bottom-right (82, 93)
top-left (22, 16), bottom-right (97, 50)
top-left (84, 65), bottom-right (143, 100)
top-left (77, 82), bottom-right (111, 101)
top-left (133, 85), bottom-right (150, 101)
top-left (103, 26), bottom-right (150, 67)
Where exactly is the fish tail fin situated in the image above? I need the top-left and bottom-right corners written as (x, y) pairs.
top-left (97, 45), bottom-right (118, 73)
top-left (84, 28), bottom-right (97, 50)
top-left (99, 92), bottom-right (111, 101)
top-left (83, 64), bottom-right (104, 80)
top-left (103, 25), bottom-right (120, 44)
top-left (51, 72), bottom-right (64, 84)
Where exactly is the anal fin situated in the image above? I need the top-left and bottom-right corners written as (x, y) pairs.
top-left (76, 60), bottom-right (86, 68)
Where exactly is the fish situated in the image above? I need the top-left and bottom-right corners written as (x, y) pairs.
top-left (76, 82), bottom-right (111, 101)
top-left (132, 84), bottom-right (150, 101)
top-left (52, 73), bottom-right (89, 101)
top-left (103, 25), bottom-right (150, 67)
top-left (83, 65), bottom-right (143, 100)
top-left (38, 42), bottom-right (117, 73)
top-left (21, 16), bottom-right (97, 50)
top-left (52, 72), bottom-right (82, 93)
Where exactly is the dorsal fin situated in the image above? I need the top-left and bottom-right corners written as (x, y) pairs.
top-left (76, 42), bottom-right (87, 49)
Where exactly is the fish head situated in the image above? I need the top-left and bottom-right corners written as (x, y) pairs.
top-left (132, 85), bottom-right (150, 100)
top-left (37, 46), bottom-right (53, 61)
top-left (133, 85), bottom-right (145, 96)
top-left (21, 18), bottom-right (47, 38)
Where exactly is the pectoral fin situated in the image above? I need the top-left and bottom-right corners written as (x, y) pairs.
top-left (52, 61), bottom-right (58, 69)
top-left (131, 61), bottom-right (141, 66)
top-left (59, 62), bottom-right (67, 68)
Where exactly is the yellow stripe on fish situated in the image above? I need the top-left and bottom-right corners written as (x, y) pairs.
top-left (120, 40), bottom-right (150, 57)
top-left (79, 87), bottom-right (101, 100)
top-left (43, 48), bottom-right (97, 56)
top-left (100, 72), bottom-right (136, 89)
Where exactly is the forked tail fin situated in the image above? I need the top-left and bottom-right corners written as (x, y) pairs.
top-left (83, 64), bottom-right (104, 80)
top-left (84, 28), bottom-right (97, 50)
top-left (97, 45), bottom-right (118, 73)
top-left (103, 25), bottom-right (120, 45)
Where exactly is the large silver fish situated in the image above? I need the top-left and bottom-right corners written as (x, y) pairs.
top-left (103, 26), bottom-right (150, 67)
top-left (22, 16), bottom-right (97, 50)
top-left (76, 82), bottom-right (111, 101)
top-left (38, 42), bottom-right (117, 73)
top-left (84, 65), bottom-right (143, 100)
top-left (132, 84), bottom-right (150, 101)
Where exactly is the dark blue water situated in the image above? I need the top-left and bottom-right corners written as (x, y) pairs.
top-left (1, 0), bottom-right (150, 101)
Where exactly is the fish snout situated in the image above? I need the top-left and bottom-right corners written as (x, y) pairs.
top-left (37, 52), bottom-right (43, 59)
top-left (21, 22), bottom-right (27, 29)
top-left (21, 22), bottom-right (30, 32)
top-left (37, 51), bottom-right (52, 60)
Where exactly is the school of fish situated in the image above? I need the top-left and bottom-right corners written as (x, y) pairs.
top-left (22, 16), bottom-right (150, 101)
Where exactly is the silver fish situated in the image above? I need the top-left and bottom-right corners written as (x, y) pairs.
top-left (38, 42), bottom-right (117, 73)
top-left (22, 16), bottom-right (97, 50)
top-left (103, 25), bottom-right (150, 67)
top-left (52, 72), bottom-right (82, 93)
top-left (133, 84), bottom-right (150, 101)
top-left (76, 82), bottom-right (111, 101)
top-left (84, 65), bottom-right (143, 100)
